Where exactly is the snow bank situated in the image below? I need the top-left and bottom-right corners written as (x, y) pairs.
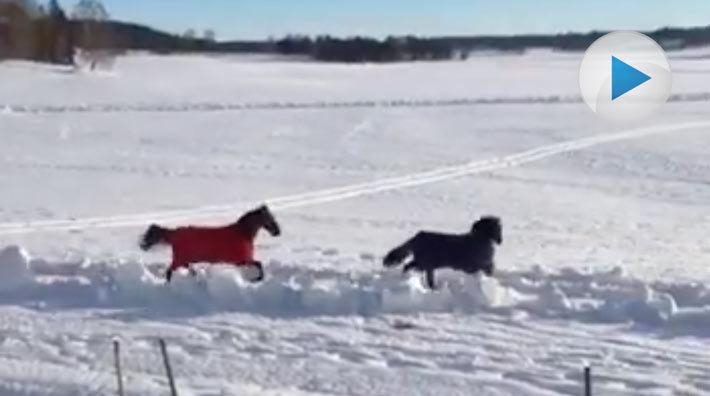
top-left (2, 246), bottom-right (709, 336)
top-left (0, 246), bottom-right (32, 292)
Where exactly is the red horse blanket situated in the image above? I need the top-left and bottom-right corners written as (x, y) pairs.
top-left (167, 227), bottom-right (255, 267)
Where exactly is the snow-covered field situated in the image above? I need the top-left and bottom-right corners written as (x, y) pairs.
top-left (1, 49), bottom-right (710, 395)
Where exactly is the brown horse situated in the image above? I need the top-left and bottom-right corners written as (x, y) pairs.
top-left (139, 205), bottom-right (281, 282)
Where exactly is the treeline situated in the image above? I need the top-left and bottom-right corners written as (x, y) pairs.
top-left (274, 35), bottom-right (456, 62)
top-left (3, 1), bottom-right (710, 65)
top-left (434, 28), bottom-right (697, 52)
top-left (269, 26), bottom-right (699, 62)
top-left (0, 0), bottom-right (74, 64)
top-left (0, 0), bottom-right (215, 64)
top-left (269, 25), bottom-right (710, 59)
top-left (69, 21), bottom-right (271, 54)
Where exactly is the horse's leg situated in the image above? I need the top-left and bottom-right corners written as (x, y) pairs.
top-left (403, 260), bottom-right (418, 274)
top-left (249, 261), bottom-right (264, 282)
top-left (166, 262), bottom-right (175, 282)
top-left (166, 254), bottom-right (186, 283)
top-left (425, 269), bottom-right (437, 290)
top-left (237, 261), bottom-right (264, 282)
top-left (188, 265), bottom-right (198, 277)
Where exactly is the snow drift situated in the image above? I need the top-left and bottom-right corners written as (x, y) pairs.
top-left (1, 245), bottom-right (709, 337)
top-left (0, 246), bottom-right (32, 292)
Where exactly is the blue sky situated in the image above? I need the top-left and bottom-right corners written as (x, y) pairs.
top-left (57, 0), bottom-right (710, 40)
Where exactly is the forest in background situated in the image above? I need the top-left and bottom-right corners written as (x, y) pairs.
top-left (1, 0), bottom-right (707, 65)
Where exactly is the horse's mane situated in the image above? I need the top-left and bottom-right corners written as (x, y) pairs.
top-left (233, 205), bottom-right (278, 236)
top-left (233, 208), bottom-right (261, 234)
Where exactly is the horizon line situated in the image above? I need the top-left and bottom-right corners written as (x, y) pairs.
top-left (104, 18), bottom-right (709, 42)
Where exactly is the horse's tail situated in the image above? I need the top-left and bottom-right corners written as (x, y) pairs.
top-left (383, 236), bottom-right (416, 267)
top-left (140, 224), bottom-right (171, 251)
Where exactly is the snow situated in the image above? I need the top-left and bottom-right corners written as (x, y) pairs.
top-left (0, 246), bottom-right (32, 292)
top-left (1, 51), bottom-right (710, 395)
top-left (4, 250), bottom-right (710, 337)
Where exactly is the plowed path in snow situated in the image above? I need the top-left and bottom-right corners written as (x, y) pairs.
top-left (2, 92), bottom-right (710, 114)
top-left (0, 120), bottom-right (708, 235)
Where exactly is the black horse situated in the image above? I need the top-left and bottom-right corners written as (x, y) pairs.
top-left (383, 216), bottom-right (502, 289)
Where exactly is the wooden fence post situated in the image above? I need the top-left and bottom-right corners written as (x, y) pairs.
top-left (159, 339), bottom-right (178, 396)
top-left (584, 366), bottom-right (592, 396)
top-left (113, 340), bottom-right (124, 396)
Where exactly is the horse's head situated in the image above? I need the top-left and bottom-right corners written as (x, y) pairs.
top-left (471, 216), bottom-right (502, 244)
top-left (256, 204), bottom-right (281, 237)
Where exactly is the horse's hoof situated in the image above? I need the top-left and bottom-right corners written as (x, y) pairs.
top-left (247, 268), bottom-right (264, 283)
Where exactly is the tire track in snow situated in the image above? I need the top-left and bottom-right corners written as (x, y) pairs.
top-left (0, 120), bottom-right (708, 235)
top-left (2, 92), bottom-right (710, 114)
top-left (3, 96), bottom-right (577, 114)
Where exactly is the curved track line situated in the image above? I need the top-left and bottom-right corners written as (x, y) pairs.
top-left (0, 121), bottom-right (708, 235)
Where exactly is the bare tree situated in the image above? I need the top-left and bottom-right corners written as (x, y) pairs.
top-left (71, 0), bottom-right (113, 70)
top-left (16, 0), bottom-right (42, 17)
top-left (183, 28), bottom-right (196, 40)
top-left (71, 0), bottom-right (108, 20)
top-left (203, 29), bottom-right (216, 43)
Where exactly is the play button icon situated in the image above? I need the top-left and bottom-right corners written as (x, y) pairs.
top-left (579, 31), bottom-right (672, 123)
top-left (611, 56), bottom-right (651, 100)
